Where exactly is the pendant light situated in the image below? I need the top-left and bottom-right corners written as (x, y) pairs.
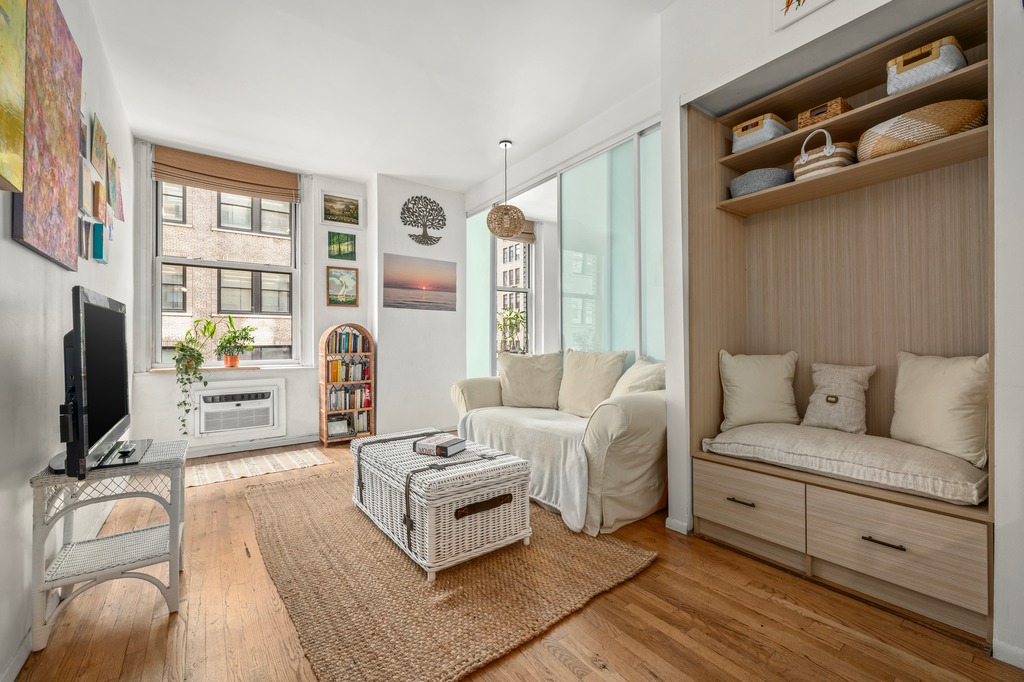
top-left (486, 140), bottom-right (525, 238)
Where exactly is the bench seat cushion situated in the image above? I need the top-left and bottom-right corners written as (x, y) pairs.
top-left (702, 423), bottom-right (987, 505)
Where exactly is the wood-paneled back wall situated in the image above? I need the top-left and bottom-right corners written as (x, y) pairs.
top-left (687, 109), bottom-right (990, 445)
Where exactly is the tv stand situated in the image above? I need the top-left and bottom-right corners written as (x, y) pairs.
top-left (47, 438), bottom-right (152, 474)
top-left (30, 439), bottom-right (187, 651)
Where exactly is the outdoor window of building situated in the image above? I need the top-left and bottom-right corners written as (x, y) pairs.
top-left (161, 264), bottom-right (185, 312)
top-left (218, 192), bottom-right (292, 237)
top-left (158, 183), bottom-right (296, 364)
top-left (162, 184), bottom-right (186, 223)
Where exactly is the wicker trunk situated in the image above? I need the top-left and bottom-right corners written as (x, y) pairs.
top-left (351, 429), bottom-right (532, 582)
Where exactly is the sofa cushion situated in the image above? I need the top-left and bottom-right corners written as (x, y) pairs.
top-left (558, 349), bottom-right (628, 417)
top-left (801, 363), bottom-right (876, 434)
top-left (719, 350), bottom-right (800, 432)
top-left (498, 351), bottom-right (562, 409)
top-left (890, 352), bottom-right (989, 468)
top-left (702, 423), bottom-right (987, 505)
top-left (610, 359), bottom-right (665, 398)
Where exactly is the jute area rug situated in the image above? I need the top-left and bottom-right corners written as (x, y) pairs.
top-left (245, 470), bottom-right (657, 682)
top-left (185, 448), bottom-right (332, 487)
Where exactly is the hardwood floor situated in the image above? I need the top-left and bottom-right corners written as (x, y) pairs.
top-left (17, 444), bottom-right (1024, 682)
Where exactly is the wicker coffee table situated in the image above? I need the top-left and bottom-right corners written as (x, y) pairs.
top-left (351, 429), bottom-right (532, 581)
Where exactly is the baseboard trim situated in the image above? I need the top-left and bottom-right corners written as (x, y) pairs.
top-left (1, 632), bottom-right (30, 682)
top-left (186, 434), bottom-right (319, 459)
top-left (665, 516), bottom-right (691, 535)
top-left (993, 639), bottom-right (1024, 669)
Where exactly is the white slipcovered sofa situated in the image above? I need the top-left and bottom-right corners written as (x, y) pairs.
top-left (451, 351), bottom-right (667, 536)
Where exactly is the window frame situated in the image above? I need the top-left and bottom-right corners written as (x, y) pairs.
top-left (153, 180), bottom-right (301, 368)
top-left (216, 269), bottom-right (293, 316)
top-left (160, 263), bottom-right (187, 312)
top-left (494, 238), bottom-right (534, 357)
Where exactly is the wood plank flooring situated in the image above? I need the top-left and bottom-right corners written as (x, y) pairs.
top-left (16, 444), bottom-right (1024, 682)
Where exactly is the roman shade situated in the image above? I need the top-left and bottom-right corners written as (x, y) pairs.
top-left (153, 145), bottom-right (300, 203)
top-left (504, 219), bottom-right (535, 244)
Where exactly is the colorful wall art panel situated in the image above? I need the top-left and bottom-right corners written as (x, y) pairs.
top-left (12, 0), bottom-right (82, 270)
top-left (90, 112), bottom-right (105, 179)
top-left (0, 0), bottom-right (27, 192)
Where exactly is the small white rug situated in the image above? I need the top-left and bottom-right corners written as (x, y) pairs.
top-left (185, 448), bottom-right (333, 487)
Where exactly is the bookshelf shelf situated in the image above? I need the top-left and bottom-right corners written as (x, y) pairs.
top-left (318, 323), bottom-right (376, 446)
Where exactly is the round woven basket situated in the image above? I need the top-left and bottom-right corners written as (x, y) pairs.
top-left (729, 168), bottom-right (794, 198)
top-left (858, 99), bottom-right (987, 161)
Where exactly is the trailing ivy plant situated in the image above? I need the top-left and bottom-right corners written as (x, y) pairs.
top-left (173, 318), bottom-right (218, 434)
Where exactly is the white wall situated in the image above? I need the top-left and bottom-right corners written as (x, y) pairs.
top-left (992, 0), bottom-right (1024, 667)
top-left (0, 2), bottom-right (134, 678)
top-left (374, 175), bottom-right (466, 432)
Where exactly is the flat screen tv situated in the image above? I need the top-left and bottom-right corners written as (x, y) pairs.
top-left (52, 286), bottom-right (148, 478)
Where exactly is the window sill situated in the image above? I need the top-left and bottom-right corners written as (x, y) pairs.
top-left (147, 363), bottom-right (311, 374)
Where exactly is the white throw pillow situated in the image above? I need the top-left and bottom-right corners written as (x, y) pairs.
top-left (890, 352), bottom-right (989, 468)
top-left (558, 349), bottom-right (628, 417)
top-left (610, 359), bottom-right (666, 398)
top-left (497, 351), bottom-right (563, 409)
top-left (719, 350), bottom-right (800, 432)
top-left (801, 363), bottom-right (876, 434)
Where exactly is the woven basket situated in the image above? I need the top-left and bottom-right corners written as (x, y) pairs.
top-left (886, 36), bottom-right (967, 95)
top-left (797, 98), bottom-right (853, 129)
top-left (858, 99), bottom-right (987, 161)
top-left (729, 168), bottom-right (794, 198)
top-left (731, 113), bottom-right (791, 154)
top-left (792, 129), bottom-right (857, 181)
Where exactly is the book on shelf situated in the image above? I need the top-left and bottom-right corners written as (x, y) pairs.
top-left (413, 434), bottom-right (466, 457)
top-left (327, 329), bottom-right (370, 355)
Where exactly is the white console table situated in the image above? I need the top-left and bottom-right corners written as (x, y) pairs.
top-left (29, 440), bottom-right (187, 651)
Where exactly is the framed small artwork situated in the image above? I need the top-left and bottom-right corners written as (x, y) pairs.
top-left (106, 150), bottom-right (115, 206)
top-left (78, 219), bottom-right (89, 259)
top-left (321, 191), bottom-right (361, 227)
top-left (326, 266), bottom-right (358, 306)
top-left (92, 180), bottom-right (106, 223)
top-left (773, 0), bottom-right (837, 31)
top-left (79, 113), bottom-right (87, 159)
top-left (78, 158), bottom-right (90, 213)
top-left (327, 231), bottom-right (356, 260)
top-left (90, 112), bottom-right (106, 180)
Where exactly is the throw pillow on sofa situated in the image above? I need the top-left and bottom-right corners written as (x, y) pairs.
top-left (498, 351), bottom-right (563, 409)
top-left (610, 359), bottom-right (666, 398)
top-left (558, 349), bottom-right (628, 417)
top-left (719, 349), bottom-right (800, 432)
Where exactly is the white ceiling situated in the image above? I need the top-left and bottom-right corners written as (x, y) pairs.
top-left (88, 0), bottom-right (668, 193)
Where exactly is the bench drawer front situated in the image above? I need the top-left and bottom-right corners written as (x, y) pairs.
top-left (806, 486), bottom-right (988, 614)
top-left (693, 460), bottom-right (806, 552)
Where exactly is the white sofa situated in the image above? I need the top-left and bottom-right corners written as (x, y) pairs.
top-left (451, 374), bottom-right (667, 535)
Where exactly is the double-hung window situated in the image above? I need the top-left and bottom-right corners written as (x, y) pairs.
top-left (156, 182), bottom-right (298, 365)
top-left (495, 236), bottom-right (532, 353)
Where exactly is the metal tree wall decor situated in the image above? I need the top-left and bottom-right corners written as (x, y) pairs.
top-left (402, 195), bottom-right (446, 246)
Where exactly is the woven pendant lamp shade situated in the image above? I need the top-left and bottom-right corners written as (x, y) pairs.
top-left (487, 140), bottom-right (524, 238)
top-left (487, 204), bottom-right (526, 238)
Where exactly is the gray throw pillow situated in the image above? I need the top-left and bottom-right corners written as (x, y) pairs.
top-left (801, 363), bottom-right (876, 434)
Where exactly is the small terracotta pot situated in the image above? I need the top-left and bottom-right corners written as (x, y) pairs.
top-left (223, 355), bottom-right (239, 367)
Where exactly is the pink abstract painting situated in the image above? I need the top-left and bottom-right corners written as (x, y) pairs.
top-left (12, 0), bottom-right (82, 270)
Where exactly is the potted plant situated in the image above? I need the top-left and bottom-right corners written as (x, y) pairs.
top-left (173, 318), bottom-right (218, 434)
top-left (497, 307), bottom-right (528, 353)
top-left (215, 315), bottom-right (256, 366)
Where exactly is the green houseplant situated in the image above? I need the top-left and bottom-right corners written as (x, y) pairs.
top-left (173, 318), bottom-right (218, 434)
top-left (215, 315), bottom-right (257, 367)
top-left (497, 307), bottom-right (528, 353)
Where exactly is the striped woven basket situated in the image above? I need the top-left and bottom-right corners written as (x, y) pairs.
top-left (792, 129), bottom-right (857, 181)
top-left (858, 99), bottom-right (987, 161)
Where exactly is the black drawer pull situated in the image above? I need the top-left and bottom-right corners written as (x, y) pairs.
top-left (861, 535), bottom-right (907, 552)
top-left (727, 496), bottom-right (756, 508)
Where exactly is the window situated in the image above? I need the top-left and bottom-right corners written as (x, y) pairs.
top-left (502, 247), bottom-right (508, 264)
top-left (218, 193), bottom-right (292, 236)
top-left (218, 269), bottom-right (292, 315)
top-left (162, 184), bottom-right (186, 223)
top-left (502, 271), bottom-right (508, 287)
top-left (157, 182), bottom-right (297, 365)
top-left (495, 236), bottom-right (532, 354)
top-left (161, 264), bottom-right (185, 311)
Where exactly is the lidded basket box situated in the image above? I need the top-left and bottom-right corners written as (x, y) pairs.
top-left (351, 428), bottom-right (532, 581)
top-left (886, 36), bottom-right (966, 95)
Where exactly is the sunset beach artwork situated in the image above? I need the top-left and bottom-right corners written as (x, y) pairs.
top-left (382, 253), bottom-right (456, 312)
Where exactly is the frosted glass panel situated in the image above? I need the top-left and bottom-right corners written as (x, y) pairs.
top-left (640, 129), bottom-right (664, 361)
top-left (560, 140), bottom-right (636, 352)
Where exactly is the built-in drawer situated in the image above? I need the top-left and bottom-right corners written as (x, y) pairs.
top-left (693, 459), bottom-right (806, 552)
top-left (806, 486), bottom-right (988, 614)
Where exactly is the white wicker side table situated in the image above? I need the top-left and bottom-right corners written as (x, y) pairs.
top-left (29, 440), bottom-right (187, 651)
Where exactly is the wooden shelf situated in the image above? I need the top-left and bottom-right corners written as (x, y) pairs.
top-left (326, 408), bottom-right (372, 415)
top-left (319, 323), bottom-right (375, 446)
top-left (720, 61), bottom-right (989, 174)
top-left (324, 380), bottom-right (372, 386)
top-left (718, 0), bottom-right (988, 129)
top-left (326, 352), bottom-right (372, 358)
top-left (718, 126), bottom-right (987, 217)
